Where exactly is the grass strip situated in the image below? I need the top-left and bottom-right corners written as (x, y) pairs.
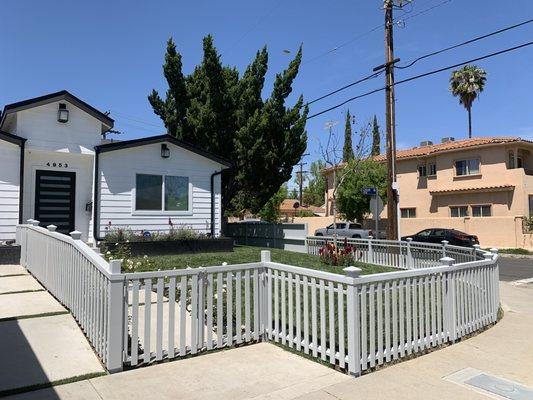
top-left (0, 371), bottom-right (107, 397)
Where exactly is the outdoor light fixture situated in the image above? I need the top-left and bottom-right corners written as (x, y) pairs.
top-left (161, 143), bottom-right (170, 158)
top-left (57, 103), bottom-right (69, 123)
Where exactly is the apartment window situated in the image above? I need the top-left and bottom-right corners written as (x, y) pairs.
top-left (135, 174), bottom-right (190, 212)
top-left (472, 205), bottom-right (492, 217)
top-left (455, 159), bottom-right (480, 176)
top-left (428, 163), bottom-right (437, 176)
top-left (450, 206), bottom-right (469, 218)
top-left (529, 195), bottom-right (533, 217)
top-left (401, 208), bottom-right (416, 218)
top-left (418, 165), bottom-right (427, 177)
top-left (508, 152), bottom-right (524, 169)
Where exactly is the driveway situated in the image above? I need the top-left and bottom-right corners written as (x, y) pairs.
top-left (498, 256), bottom-right (533, 282)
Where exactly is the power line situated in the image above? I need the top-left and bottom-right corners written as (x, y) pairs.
top-left (306, 71), bottom-right (383, 105)
top-left (303, 0), bottom-right (453, 66)
top-left (396, 18), bottom-right (533, 69)
top-left (306, 19), bottom-right (533, 107)
top-left (307, 41), bottom-right (533, 119)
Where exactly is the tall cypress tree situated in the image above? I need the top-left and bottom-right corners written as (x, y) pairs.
top-left (343, 110), bottom-right (354, 162)
top-left (148, 36), bottom-right (308, 215)
top-left (371, 115), bottom-right (381, 156)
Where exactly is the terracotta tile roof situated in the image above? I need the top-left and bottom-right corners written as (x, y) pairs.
top-left (280, 199), bottom-right (300, 211)
top-left (429, 184), bottom-right (515, 195)
top-left (374, 137), bottom-right (532, 162)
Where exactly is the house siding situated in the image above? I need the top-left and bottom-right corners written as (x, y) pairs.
top-left (97, 142), bottom-right (223, 238)
top-left (0, 141), bottom-right (21, 241)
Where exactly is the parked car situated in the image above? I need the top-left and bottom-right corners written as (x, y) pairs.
top-left (314, 222), bottom-right (373, 239)
top-left (401, 228), bottom-right (479, 247)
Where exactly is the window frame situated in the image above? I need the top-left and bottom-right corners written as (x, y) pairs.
top-left (454, 158), bottom-right (481, 177)
top-left (418, 164), bottom-right (427, 178)
top-left (400, 208), bottom-right (416, 218)
top-left (450, 205), bottom-right (469, 218)
top-left (132, 171), bottom-right (193, 216)
top-left (428, 162), bottom-right (437, 177)
top-left (471, 204), bottom-right (492, 217)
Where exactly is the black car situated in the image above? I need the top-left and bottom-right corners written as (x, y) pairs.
top-left (401, 228), bottom-right (479, 247)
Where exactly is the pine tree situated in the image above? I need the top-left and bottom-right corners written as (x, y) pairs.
top-left (148, 36), bottom-right (308, 215)
top-left (371, 115), bottom-right (381, 156)
top-left (343, 110), bottom-right (354, 162)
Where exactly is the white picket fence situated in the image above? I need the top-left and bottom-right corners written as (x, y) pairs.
top-left (16, 222), bottom-right (500, 376)
top-left (306, 236), bottom-right (482, 268)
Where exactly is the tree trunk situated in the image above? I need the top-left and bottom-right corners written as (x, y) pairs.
top-left (467, 107), bottom-right (472, 139)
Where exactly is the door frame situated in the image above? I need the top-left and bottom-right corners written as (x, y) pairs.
top-left (34, 169), bottom-right (76, 232)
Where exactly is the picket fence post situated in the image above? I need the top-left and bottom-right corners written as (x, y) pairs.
top-left (441, 240), bottom-right (449, 258)
top-left (107, 259), bottom-right (125, 373)
top-left (440, 256), bottom-right (456, 342)
top-left (261, 250), bottom-right (271, 340)
top-left (406, 238), bottom-right (413, 269)
top-left (344, 266), bottom-right (362, 377)
top-left (367, 237), bottom-right (374, 264)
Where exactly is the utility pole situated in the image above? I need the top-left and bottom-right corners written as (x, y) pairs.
top-left (296, 161), bottom-right (308, 205)
top-left (375, 0), bottom-right (404, 240)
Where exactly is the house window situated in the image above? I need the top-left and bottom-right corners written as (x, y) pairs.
top-left (450, 206), bottom-right (468, 218)
top-left (418, 165), bottom-right (427, 177)
top-left (472, 205), bottom-right (491, 217)
top-left (428, 163), bottom-right (437, 176)
top-left (135, 173), bottom-right (190, 212)
top-left (455, 159), bottom-right (480, 176)
top-left (529, 195), bottom-right (533, 217)
top-left (401, 208), bottom-right (416, 218)
top-left (508, 152), bottom-right (524, 169)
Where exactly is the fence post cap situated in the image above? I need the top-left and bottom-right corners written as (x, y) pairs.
top-left (343, 266), bottom-right (362, 278)
top-left (472, 244), bottom-right (481, 249)
top-left (29, 219), bottom-right (40, 226)
top-left (489, 248), bottom-right (499, 254)
top-left (47, 225), bottom-right (57, 232)
top-left (70, 231), bottom-right (82, 240)
top-left (441, 240), bottom-right (449, 246)
top-left (26, 219), bottom-right (35, 224)
top-left (484, 252), bottom-right (494, 260)
top-left (405, 237), bottom-right (413, 242)
top-left (109, 259), bottom-right (122, 274)
top-left (368, 236), bottom-right (373, 240)
top-left (440, 256), bottom-right (455, 266)
top-left (261, 250), bottom-right (271, 263)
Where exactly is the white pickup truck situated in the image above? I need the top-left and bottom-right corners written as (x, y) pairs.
top-left (314, 222), bottom-right (373, 239)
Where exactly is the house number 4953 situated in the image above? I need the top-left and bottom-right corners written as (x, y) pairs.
top-left (46, 162), bottom-right (69, 168)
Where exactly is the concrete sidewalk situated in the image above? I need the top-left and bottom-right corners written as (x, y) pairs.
top-left (0, 265), bottom-right (105, 395)
top-left (7, 280), bottom-right (533, 399)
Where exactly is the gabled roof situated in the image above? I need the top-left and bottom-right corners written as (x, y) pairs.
top-left (0, 90), bottom-right (114, 130)
top-left (95, 134), bottom-right (232, 167)
top-left (0, 130), bottom-right (26, 146)
top-left (374, 137), bottom-right (533, 162)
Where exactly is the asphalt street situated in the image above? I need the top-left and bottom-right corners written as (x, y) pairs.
top-left (498, 256), bottom-right (533, 282)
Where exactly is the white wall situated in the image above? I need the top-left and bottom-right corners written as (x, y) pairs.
top-left (22, 149), bottom-right (95, 241)
top-left (16, 100), bottom-right (103, 154)
top-left (97, 142), bottom-right (224, 238)
top-left (0, 141), bottom-right (21, 241)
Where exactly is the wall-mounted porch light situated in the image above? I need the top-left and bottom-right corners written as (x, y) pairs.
top-left (161, 143), bottom-right (170, 158)
top-left (57, 103), bottom-right (69, 123)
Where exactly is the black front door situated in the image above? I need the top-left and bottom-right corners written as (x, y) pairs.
top-left (34, 170), bottom-right (76, 234)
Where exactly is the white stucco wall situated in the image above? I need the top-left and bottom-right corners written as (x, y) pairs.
top-left (16, 100), bottom-right (103, 154)
top-left (0, 141), bottom-right (21, 241)
top-left (97, 142), bottom-right (224, 238)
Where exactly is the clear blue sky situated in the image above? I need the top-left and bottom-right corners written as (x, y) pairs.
top-left (2, 0), bottom-right (532, 188)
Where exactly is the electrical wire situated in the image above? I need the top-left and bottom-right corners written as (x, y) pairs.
top-left (396, 18), bottom-right (533, 69)
top-left (307, 41), bottom-right (533, 120)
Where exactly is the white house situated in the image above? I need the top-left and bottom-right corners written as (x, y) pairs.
top-left (0, 90), bottom-right (231, 242)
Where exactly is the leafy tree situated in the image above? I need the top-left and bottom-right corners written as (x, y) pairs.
top-left (337, 159), bottom-right (386, 222)
top-left (289, 188), bottom-right (298, 199)
top-left (302, 160), bottom-right (326, 206)
top-left (371, 115), bottom-right (381, 156)
top-left (342, 110), bottom-right (354, 162)
top-left (149, 36), bottom-right (308, 215)
top-left (449, 65), bottom-right (487, 138)
top-left (257, 184), bottom-right (288, 222)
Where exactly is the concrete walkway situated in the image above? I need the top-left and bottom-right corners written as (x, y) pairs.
top-left (0, 265), bottom-right (105, 395)
top-left (6, 279), bottom-right (532, 399)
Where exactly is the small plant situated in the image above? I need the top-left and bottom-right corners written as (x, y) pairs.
top-left (523, 216), bottom-right (533, 233)
top-left (318, 238), bottom-right (360, 266)
top-left (103, 225), bottom-right (207, 243)
top-left (103, 241), bottom-right (154, 272)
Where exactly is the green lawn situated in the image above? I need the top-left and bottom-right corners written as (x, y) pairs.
top-left (131, 245), bottom-right (395, 275)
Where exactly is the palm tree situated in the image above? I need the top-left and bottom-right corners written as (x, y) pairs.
top-left (449, 65), bottom-right (487, 138)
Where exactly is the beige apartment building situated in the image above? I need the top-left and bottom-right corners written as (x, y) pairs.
top-left (325, 137), bottom-right (533, 249)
